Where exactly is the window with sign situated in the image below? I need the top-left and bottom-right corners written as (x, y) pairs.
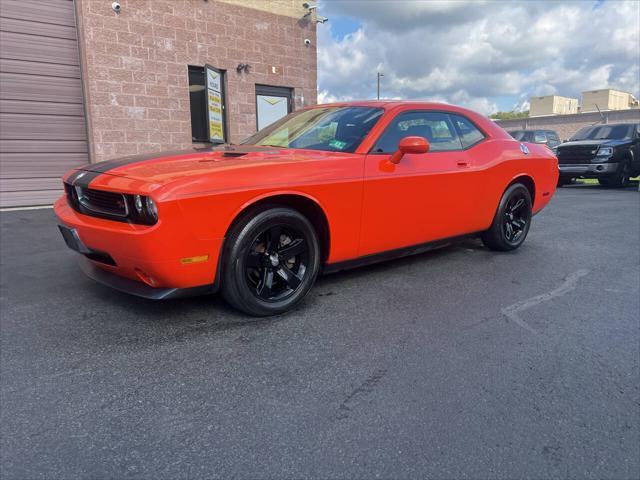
top-left (187, 65), bottom-right (227, 144)
top-left (256, 85), bottom-right (293, 131)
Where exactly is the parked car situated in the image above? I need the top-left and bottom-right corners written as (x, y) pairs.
top-left (556, 123), bottom-right (640, 187)
top-left (508, 129), bottom-right (561, 154)
top-left (55, 102), bottom-right (558, 316)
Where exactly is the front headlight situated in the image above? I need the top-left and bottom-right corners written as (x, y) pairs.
top-left (145, 197), bottom-right (158, 222)
top-left (130, 194), bottom-right (158, 225)
top-left (597, 147), bottom-right (613, 157)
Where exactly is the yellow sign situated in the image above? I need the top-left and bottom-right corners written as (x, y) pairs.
top-left (208, 91), bottom-right (224, 142)
top-left (205, 65), bottom-right (225, 142)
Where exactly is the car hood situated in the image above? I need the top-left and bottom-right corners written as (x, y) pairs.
top-left (75, 145), bottom-right (339, 185)
top-left (558, 139), bottom-right (629, 149)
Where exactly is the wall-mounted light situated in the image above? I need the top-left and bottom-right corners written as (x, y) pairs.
top-left (111, 2), bottom-right (121, 14)
top-left (236, 63), bottom-right (250, 73)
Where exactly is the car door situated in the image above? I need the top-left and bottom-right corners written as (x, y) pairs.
top-left (359, 110), bottom-right (481, 256)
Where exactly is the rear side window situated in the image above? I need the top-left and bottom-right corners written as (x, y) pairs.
top-left (451, 114), bottom-right (485, 148)
top-left (372, 111), bottom-right (463, 153)
top-left (534, 131), bottom-right (547, 143)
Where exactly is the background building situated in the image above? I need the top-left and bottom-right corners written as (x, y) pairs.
top-left (581, 89), bottom-right (638, 113)
top-left (0, 0), bottom-right (318, 207)
top-left (495, 109), bottom-right (640, 142)
top-left (530, 95), bottom-right (579, 117)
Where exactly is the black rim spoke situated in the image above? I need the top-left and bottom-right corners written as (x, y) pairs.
top-left (244, 224), bottom-right (309, 302)
top-left (510, 198), bottom-right (524, 213)
top-left (277, 238), bottom-right (305, 260)
top-left (257, 269), bottom-right (274, 298)
top-left (277, 265), bottom-right (302, 289)
top-left (266, 225), bottom-right (282, 251)
top-left (503, 193), bottom-right (529, 244)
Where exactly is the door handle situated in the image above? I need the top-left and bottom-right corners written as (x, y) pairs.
top-left (457, 161), bottom-right (469, 168)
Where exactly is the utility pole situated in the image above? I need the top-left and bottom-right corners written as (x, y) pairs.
top-left (377, 72), bottom-right (384, 100)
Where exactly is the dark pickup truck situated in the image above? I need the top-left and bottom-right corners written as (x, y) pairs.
top-left (557, 122), bottom-right (640, 187)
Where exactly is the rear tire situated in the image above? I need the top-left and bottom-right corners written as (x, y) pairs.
top-left (482, 183), bottom-right (532, 252)
top-left (221, 206), bottom-right (321, 316)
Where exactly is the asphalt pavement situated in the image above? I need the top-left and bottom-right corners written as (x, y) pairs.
top-left (1, 184), bottom-right (639, 479)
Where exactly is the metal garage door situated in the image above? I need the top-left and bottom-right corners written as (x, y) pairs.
top-left (0, 0), bottom-right (88, 208)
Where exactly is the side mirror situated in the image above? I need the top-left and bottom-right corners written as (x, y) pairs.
top-left (390, 136), bottom-right (430, 164)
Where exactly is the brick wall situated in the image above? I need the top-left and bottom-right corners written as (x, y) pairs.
top-left (76, 0), bottom-right (317, 163)
top-left (495, 109), bottom-right (640, 141)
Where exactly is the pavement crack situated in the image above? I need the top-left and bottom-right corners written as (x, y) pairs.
top-left (501, 269), bottom-right (590, 334)
top-left (334, 368), bottom-right (387, 421)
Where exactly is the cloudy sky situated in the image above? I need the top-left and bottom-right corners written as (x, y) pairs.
top-left (316, 0), bottom-right (640, 114)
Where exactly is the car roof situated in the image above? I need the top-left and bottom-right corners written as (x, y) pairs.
top-left (306, 100), bottom-right (479, 115)
top-left (582, 122), bottom-right (638, 127)
top-left (302, 100), bottom-right (512, 140)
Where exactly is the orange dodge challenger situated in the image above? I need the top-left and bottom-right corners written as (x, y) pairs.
top-left (55, 101), bottom-right (558, 315)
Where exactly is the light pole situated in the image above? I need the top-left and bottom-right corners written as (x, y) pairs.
top-left (377, 72), bottom-right (384, 100)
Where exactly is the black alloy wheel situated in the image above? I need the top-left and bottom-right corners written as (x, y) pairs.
top-left (502, 192), bottom-right (529, 245)
top-left (482, 183), bottom-right (532, 251)
top-left (244, 224), bottom-right (309, 302)
top-left (221, 206), bottom-right (320, 316)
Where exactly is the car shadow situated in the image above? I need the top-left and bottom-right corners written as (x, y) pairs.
top-left (84, 236), bottom-right (486, 334)
top-left (562, 180), bottom-right (639, 191)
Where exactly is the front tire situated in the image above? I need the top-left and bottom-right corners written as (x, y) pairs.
top-left (599, 162), bottom-right (630, 188)
top-left (221, 206), bottom-right (321, 316)
top-left (482, 183), bottom-right (532, 252)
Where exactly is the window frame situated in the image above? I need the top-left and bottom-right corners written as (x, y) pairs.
top-left (449, 113), bottom-right (487, 150)
top-left (368, 109), bottom-right (487, 154)
top-left (255, 84), bottom-right (294, 131)
top-left (187, 65), bottom-right (208, 143)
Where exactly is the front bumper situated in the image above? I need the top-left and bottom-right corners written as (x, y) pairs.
top-left (55, 196), bottom-right (223, 293)
top-left (559, 162), bottom-right (618, 177)
top-left (78, 256), bottom-right (216, 299)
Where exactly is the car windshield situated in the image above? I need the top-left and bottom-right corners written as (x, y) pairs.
top-left (509, 131), bottom-right (530, 141)
top-left (570, 124), bottom-right (633, 141)
top-left (242, 106), bottom-right (384, 153)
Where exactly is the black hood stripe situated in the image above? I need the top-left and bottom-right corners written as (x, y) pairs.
top-left (67, 150), bottom-right (198, 188)
top-left (67, 145), bottom-right (265, 188)
top-left (70, 170), bottom-right (103, 188)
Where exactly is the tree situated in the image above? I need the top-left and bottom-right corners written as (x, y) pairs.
top-left (489, 110), bottom-right (530, 120)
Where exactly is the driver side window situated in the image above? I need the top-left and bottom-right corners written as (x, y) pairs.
top-left (371, 111), bottom-right (463, 153)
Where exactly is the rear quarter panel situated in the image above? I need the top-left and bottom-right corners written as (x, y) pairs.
top-left (470, 139), bottom-right (558, 228)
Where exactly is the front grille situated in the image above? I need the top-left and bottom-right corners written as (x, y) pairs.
top-left (65, 183), bottom-right (129, 219)
top-left (78, 188), bottom-right (128, 217)
top-left (557, 145), bottom-right (598, 164)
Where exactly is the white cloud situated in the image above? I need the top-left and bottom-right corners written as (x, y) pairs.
top-left (317, 0), bottom-right (640, 114)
